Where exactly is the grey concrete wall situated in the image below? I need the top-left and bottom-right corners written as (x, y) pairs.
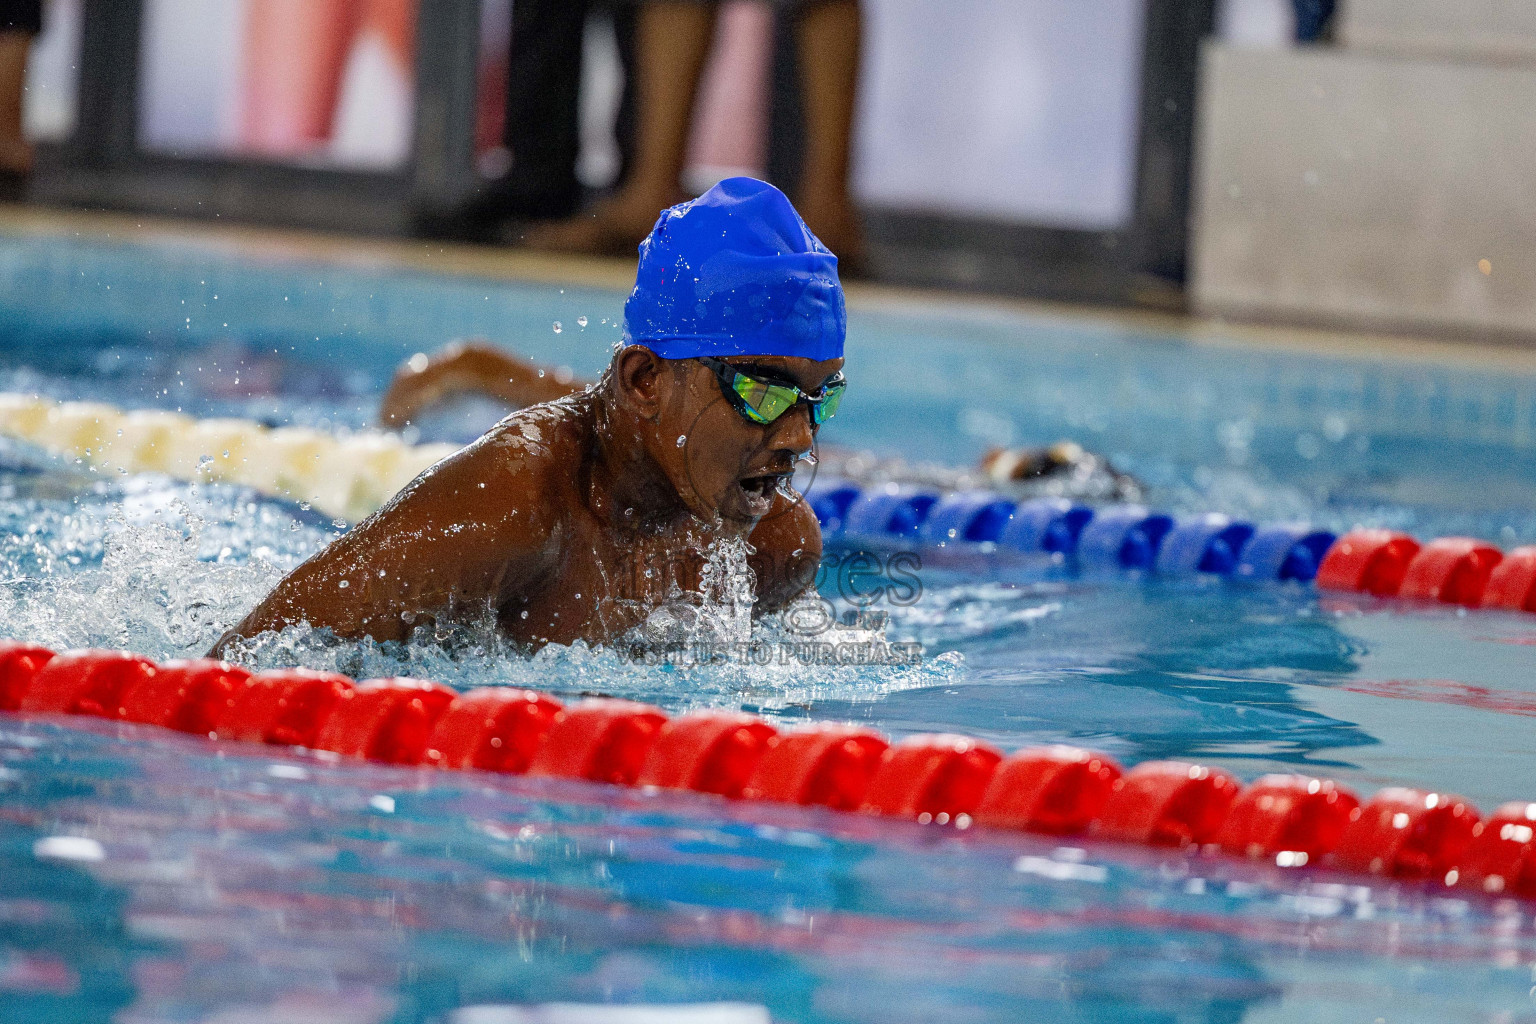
top-left (1191, 44), bottom-right (1536, 340)
top-left (1340, 0), bottom-right (1536, 64)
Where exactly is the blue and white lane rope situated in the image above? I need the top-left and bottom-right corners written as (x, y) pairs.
top-left (806, 478), bottom-right (1336, 583)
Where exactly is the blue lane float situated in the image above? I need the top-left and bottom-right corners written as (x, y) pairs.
top-left (807, 480), bottom-right (863, 536)
top-left (1234, 524), bottom-right (1338, 583)
top-left (1154, 515), bottom-right (1256, 576)
top-left (919, 491), bottom-right (1017, 546)
top-left (804, 479), bottom-right (1334, 583)
top-left (1076, 505), bottom-right (1175, 572)
top-left (998, 497), bottom-right (1094, 555)
top-left (840, 485), bottom-right (943, 540)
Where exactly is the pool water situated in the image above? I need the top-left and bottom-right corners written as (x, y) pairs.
top-left (3, 233), bottom-right (1536, 1022)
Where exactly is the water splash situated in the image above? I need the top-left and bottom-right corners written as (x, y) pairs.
top-left (1, 479), bottom-right (960, 713)
top-left (0, 491), bottom-right (289, 657)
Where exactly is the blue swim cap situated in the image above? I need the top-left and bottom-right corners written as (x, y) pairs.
top-left (621, 177), bottom-right (845, 362)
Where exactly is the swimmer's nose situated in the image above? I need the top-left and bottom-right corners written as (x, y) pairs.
top-left (767, 402), bottom-right (816, 455)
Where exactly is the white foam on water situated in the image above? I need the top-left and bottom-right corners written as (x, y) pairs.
top-left (0, 478), bottom-right (962, 711)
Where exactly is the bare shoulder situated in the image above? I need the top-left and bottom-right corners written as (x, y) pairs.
top-left (328, 397), bottom-right (594, 595)
top-left (389, 396), bottom-right (588, 529)
top-left (748, 488), bottom-right (823, 612)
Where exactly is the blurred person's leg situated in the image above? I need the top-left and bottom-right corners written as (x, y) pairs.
top-left (418, 0), bottom-right (590, 239)
top-left (623, 2), bottom-right (718, 213)
top-left (501, 0), bottom-right (588, 217)
top-left (608, 1), bottom-right (639, 187)
top-left (241, 0), bottom-right (360, 157)
top-left (0, 0), bottom-right (40, 181)
top-left (791, 0), bottom-right (864, 271)
top-left (524, 1), bottom-right (718, 255)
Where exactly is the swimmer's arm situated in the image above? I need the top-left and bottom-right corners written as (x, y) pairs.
top-left (748, 492), bottom-right (823, 614)
top-left (211, 438), bottom-right (558, 654)
top-left (379, 340), bottom-right (587, 427)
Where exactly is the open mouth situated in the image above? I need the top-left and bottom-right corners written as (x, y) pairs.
top-left (737, 472), bottom-right (790, 515)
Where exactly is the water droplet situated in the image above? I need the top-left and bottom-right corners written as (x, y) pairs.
top-left (552, 321), bottom-right (562, 333)
top-left (802, 449), bottom-right (818, 465)
top-left (338, 580), bottom-right (349, 589)
top-left (577, 316), bottom-right (588, 327)
top-left (676, 434), bottom-right (687, 447)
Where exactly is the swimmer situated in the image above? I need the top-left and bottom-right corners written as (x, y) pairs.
top-left (212, 178), bottom-right (843, 655)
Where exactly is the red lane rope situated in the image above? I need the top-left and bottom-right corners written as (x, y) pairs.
top-left (1320, 530), bottom-right (1536, 611)
top-left (4, 642), bottom-right (1534, 897)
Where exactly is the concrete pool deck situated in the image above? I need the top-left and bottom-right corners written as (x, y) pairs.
top-left (2, 201), bottom-right (1535, 378)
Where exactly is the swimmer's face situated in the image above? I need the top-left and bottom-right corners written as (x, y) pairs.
top-left (617, 347), bottom-right (843, 526)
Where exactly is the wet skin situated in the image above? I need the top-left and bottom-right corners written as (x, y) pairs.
top-left (211, 347), bottom-right (841, 654)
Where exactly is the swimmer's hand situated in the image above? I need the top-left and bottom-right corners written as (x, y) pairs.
top-left (379, 340), bottom-right (587, 428)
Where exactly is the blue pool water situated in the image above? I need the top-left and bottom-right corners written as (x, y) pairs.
top-left (3, 233), bottom-right (1536, 1022)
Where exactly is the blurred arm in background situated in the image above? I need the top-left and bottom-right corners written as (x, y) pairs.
top-left (378, 341), bottom-right (584, 428)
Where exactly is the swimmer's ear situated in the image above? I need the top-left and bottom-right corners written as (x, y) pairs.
top-left (612, 346), bottom-right (668, 421)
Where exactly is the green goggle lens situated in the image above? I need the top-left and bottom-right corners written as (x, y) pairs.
top-left (732, 376), bottom-right (797, 424)
top-left (810, 382), bottom-right (844, 425)
top-left (704, 356), bottom-right (845, 427)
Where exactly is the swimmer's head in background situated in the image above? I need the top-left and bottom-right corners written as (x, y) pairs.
top-left (621, 177), bottom-right (846, 362)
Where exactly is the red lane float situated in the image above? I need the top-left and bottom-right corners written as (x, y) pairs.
top-left (1317, 529), bottom-right (1421, 597)
top-left (1217, 774), bottom-right (1360, 863)
top-left (221, 668), bottom-right (355, 747)
top-left (1483, 546), bottom-right (1536, 613)
top-left (10, 640), bottom-right (1536, 901)
top-left (862, 734), bottom-right (1001, 821)
top-left (1095, 761), bottom-right (1241, 848)
top-left (1462, 802), bottom-right (1536, 896)
top-left (1332, 787), bottom-right (1479, 880)
top-left (314, 678), bottom-right (457, 765)
top-left (527, 698), bottom-right (668, 786)
top-left (638, 710), bottom-right (778, 798)
top-left (19, 649), bottom-right (159, 719)
top-left (1397, 537), bottom-right (1503, 606)
top-left (974, 745), bottom-right (1122, 834)
top-left (427, 687), bottom-right (562, 773)
top-left (743, 725), bottom-right (889, 810)
top-left (120, 658), bottom-right (252, 735)
top-left (0, 642), bottom-right (55, 711)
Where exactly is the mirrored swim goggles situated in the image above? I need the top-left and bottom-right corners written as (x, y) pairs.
top-left (696, 355), bottom-right (846, 426)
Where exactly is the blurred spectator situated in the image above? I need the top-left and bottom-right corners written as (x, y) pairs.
top-left (525, 0), bottom-right (865, 272)
top-left (425, 1), bottom-right (638, 242)
top-left (241, 0), bottom-right (416, 163)
top-left (0, 0), bottom-right (39, 193)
